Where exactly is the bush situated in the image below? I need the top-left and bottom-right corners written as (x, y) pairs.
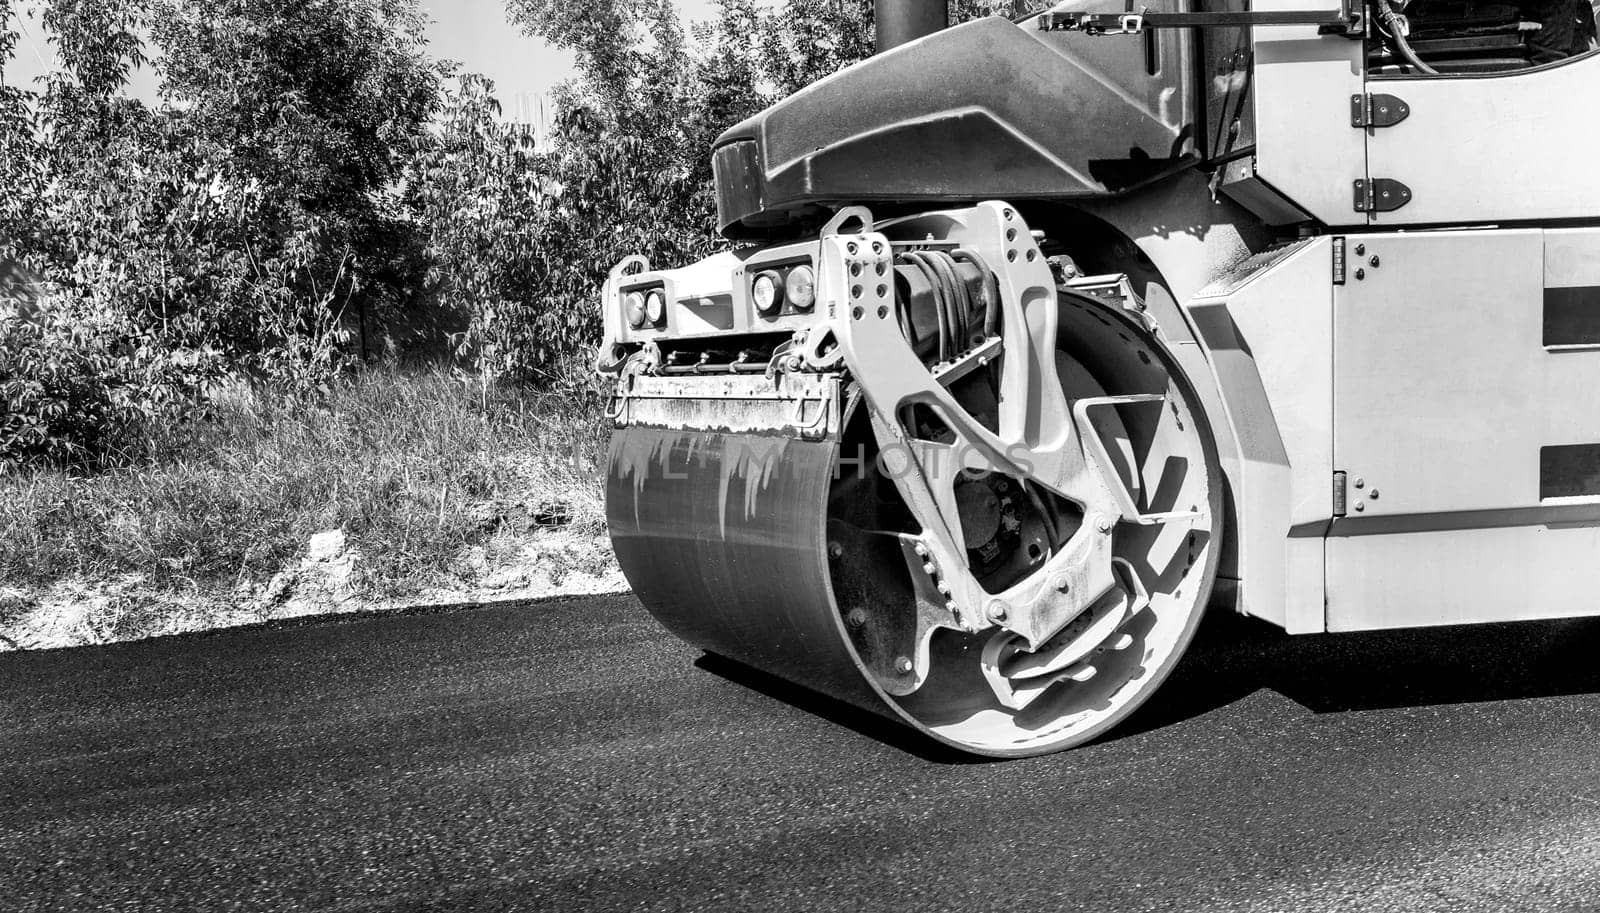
top-left (0, 319), bottom-right (130, 467)
top-left (0, 312), bottom-right (221, 469)
top-left (0, 364), bottom-right (611, 594)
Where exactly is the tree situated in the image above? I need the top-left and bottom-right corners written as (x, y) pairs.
top-left (1, 0), bottom-right (448, 468)
top-left (450, 0), bottom-right (737, 384)
top-left (149, 0), bottom-right (446, 370)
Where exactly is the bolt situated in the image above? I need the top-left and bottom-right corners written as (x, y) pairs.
top-left (1369, 489), bottom-right (1380, 500)
top-left (937, 581), bottom-right (951, 596)
top-left (922, 562), bottom-right (937, 575)
top-left (1369, 255), bottom-right (1380, 268)
top-left (1354, 502), bottom-right (1366, 512)
top-left (1096, 517), bottom-right (1113, 534)
top-left (1355, 243), bottom-right (1366, 255)
top-left (828, 540), bottom-right (843, 559)
top-left (1354, 477), bottom-right (1365, 488)
top-left (987, 600), bottom-right (1009, 623)
top-left (1355, 268), bottom-right (1366, 281)
top-left (894, 656), bottom-right (914, 675)
top-left (847, 607), bottom-right (869, 627)
top-left (1054, 575), bottom-right (1071, 593)
top-left (913, 543), bottom-right (928, 557)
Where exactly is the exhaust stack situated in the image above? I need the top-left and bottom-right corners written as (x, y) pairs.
top-left (874, 0), bottom-right (948, 53)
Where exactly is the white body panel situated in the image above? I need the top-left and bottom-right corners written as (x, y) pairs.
top-left (1250, 0), bottom-right (1366, 227)
top-left (1166, 225), bottom-right (1600, 633)
top-left (1332, 230), bottom-right (1547, 516)
top-left (1323, 229), bottom-right (1600, 629)
top-left (1188, 240), bottom-right (1334, 633)
top-left (1366, 57), bottom-right (1600, 226)
top-left (1327, 522), bottom-right (1600, 630)
top-left (1547, 227), bottom-right (1600, 290)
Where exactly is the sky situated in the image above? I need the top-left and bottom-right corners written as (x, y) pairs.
top-left (3, 0), bottom-right (729, 124)
top-left (421, 0), bottom-right (727, 122)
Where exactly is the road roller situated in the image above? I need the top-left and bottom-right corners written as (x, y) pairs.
top-left (599, 0), bottom-right (1600, 755)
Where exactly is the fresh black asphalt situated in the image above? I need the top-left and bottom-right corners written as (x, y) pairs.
top-left (4, 594), bottom-right (1599, 912)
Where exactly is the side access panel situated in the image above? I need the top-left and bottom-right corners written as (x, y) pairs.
top-left (1327, 229), bottom-right (1600, 630)
top-left (1364, 55), bottom-right (1600, 226)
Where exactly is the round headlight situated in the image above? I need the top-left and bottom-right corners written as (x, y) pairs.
top-left (623, 291), bottom-right (647, 329)
top-left (752, 270), bottom-right (783, 315)
top-left (644, 290), bottom-right (666, 325)
top-left (785, 265), bottom-right (816, 311)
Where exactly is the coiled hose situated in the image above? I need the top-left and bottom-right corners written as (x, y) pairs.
top-left (893, 247), bottom-right (1000, 365)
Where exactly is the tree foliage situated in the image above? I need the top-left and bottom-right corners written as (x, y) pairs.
top-left (1, 0), bottom-right (444, 468)
top-left (2, 0), bottom-right (1036, 467)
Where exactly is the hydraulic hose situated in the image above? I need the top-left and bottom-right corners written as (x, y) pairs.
top-left (951, 249), bottom-right (1001, 342)
top-left (1375, 0), bottom-right (1439, 74)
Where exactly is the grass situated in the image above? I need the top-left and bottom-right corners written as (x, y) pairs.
top-left (0, 364), bottom-right (612, 602)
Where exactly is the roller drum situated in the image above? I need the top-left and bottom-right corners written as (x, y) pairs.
top-left (606, 427), bottom-right (886, 714)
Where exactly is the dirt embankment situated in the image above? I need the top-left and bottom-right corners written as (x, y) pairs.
top-left (0, 528), bottom-right (626, 652)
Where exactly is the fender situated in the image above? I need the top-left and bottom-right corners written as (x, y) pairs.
top-left (1029, 170), bottom-right (1330, 632)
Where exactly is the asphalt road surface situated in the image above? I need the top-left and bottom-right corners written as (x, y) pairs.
top-left (4, 594), bottom-right (1600, 913)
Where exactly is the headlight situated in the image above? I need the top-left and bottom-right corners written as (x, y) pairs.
top-left (752, 270), bottom-right (783, 314)
top-left (785, 265), bottom-right (816, 311)
top-left (645, 290), bottom-right (666, 325)
top-left (623, 291), bottom-right (647, 329)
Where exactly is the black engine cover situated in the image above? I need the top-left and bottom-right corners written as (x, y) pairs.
top-left (713, 15), bottom-right (1200, 238)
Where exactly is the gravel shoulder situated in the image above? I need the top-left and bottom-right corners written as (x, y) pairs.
top-left (0, 527), bottom-right (626, 651)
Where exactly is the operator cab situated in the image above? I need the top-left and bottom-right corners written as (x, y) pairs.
top-left (1369, 0), bottom-right (1598, 73)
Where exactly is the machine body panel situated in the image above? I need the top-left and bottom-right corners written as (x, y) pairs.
top-left (1188, 239), bottom-right (1334, 633)
top-left (1365, 56), bottom-right (1600, 226)
top-left (1324, 228), bottom-right (1600, 629)
top-left (1249, 0), bottom-right (1368, 228)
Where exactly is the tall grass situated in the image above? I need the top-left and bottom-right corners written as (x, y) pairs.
top-left (0, 365), bottom-right (611, 598)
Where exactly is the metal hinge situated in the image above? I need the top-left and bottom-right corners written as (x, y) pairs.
top-left (1350, 93), bottom-right (1410, 128)
top-left (1332, 236), bottom-right (1346, 285)
top-left (1353, 178), bottom-right (1412, 213)
top-left (1333, 471), bottom-right (1348, 517)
